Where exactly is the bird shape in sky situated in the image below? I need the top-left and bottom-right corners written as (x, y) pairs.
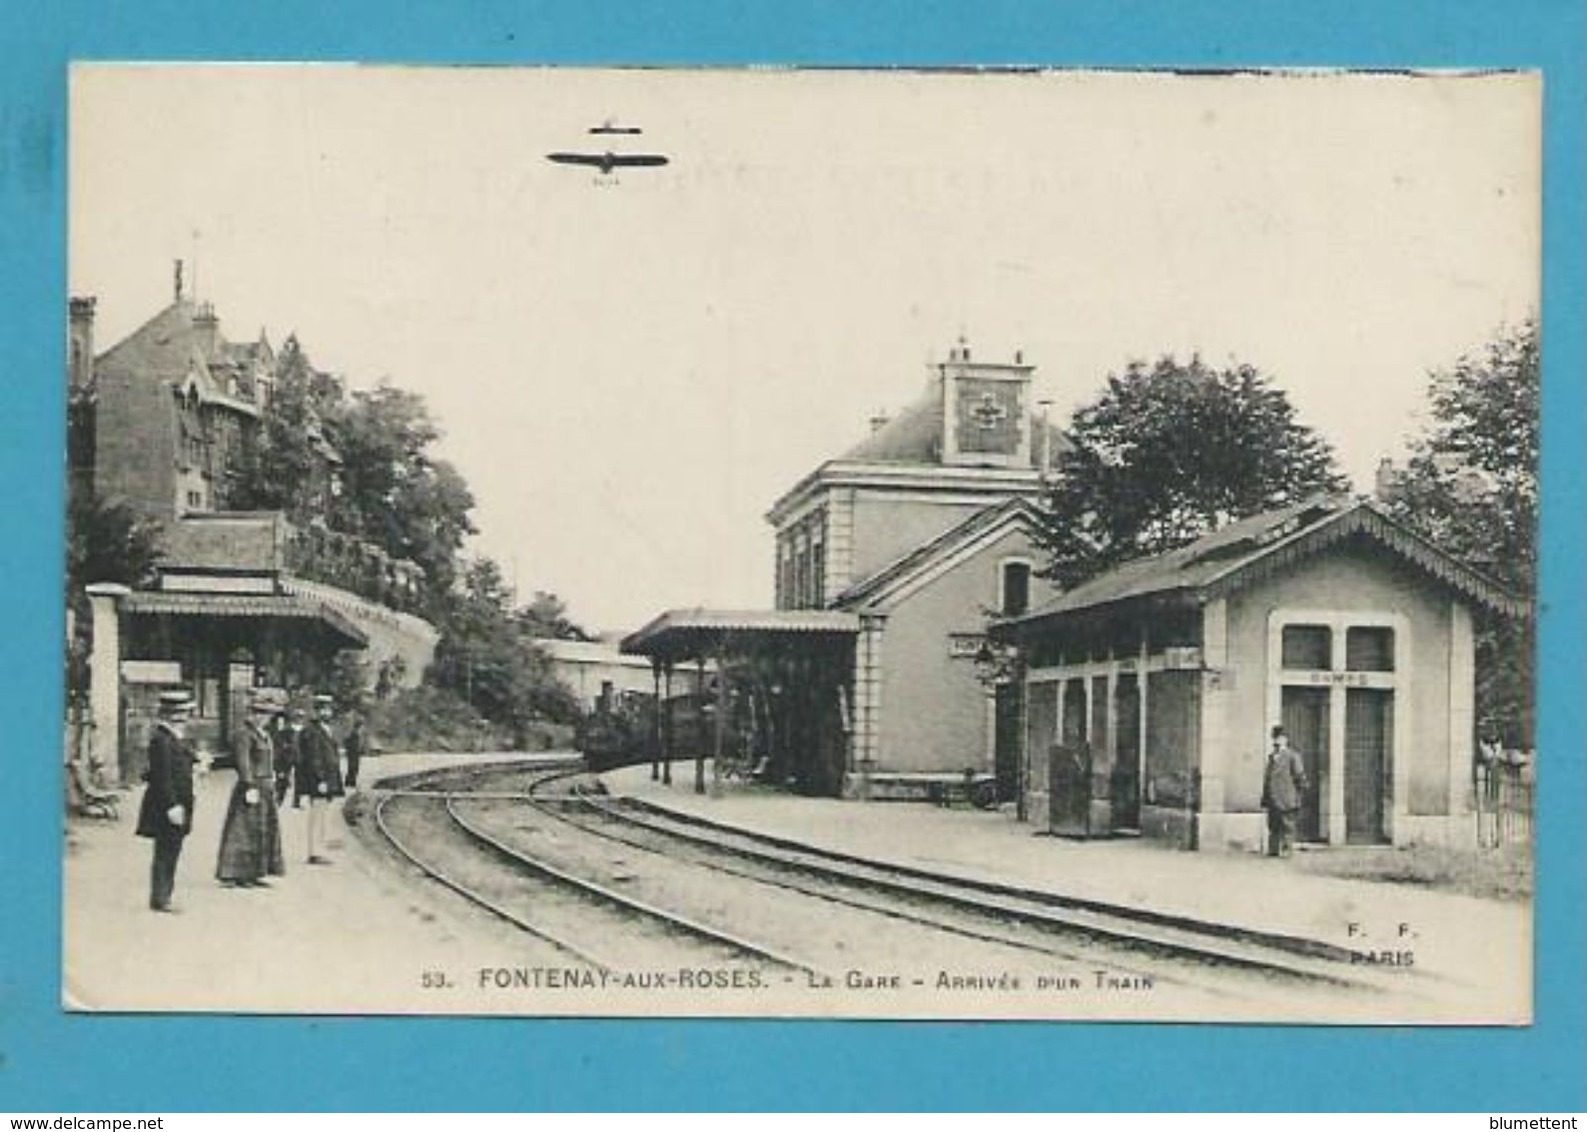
top-left (588, 120), bottom-right (643, 136)
top-left (547, 121), bottom-right (669, 175)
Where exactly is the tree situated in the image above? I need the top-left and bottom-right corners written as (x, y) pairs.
top-left (231, 334), bottom-right (342, 519)
top-left (428, 557), bottom-right (582, 746)
top-left (1383, 320), bottom-right (1537, 746)
top-left (326, 649), bottom-right (372, 715)
top-left (1038, 355), bottom-right (1350, 588)
top-left (231, 337), bottom-right (477, 611)
top-left (330, 383), bottom-right (476, 608)
top-left (517, 590), bottom-right (595, 642)
top-left (374, 654), bottom-right (409, 701)
top-left (64, 486), bottom-right (164, 706)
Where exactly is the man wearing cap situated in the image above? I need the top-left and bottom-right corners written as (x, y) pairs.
top-left (273, 703), bottom-right (304, 808)
top-left (1260, 724), bottom-right (1310, 858)
top-left (136, 690), bottom-right (199, 913)
top-left (296, 693), bottom-right (345, 864)
top-left (216, 689), bottom-right (286, 888)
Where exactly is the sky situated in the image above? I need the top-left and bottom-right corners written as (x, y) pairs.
top-left (68, 66), bottom-right (1540, 633)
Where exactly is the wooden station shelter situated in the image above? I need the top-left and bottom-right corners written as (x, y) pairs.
top-left (86, 582), bottom-right (368, 786)
top-left (995, 496), bottom-right (1527, 851)
top-left (620, 609), bottom-right (860, 798)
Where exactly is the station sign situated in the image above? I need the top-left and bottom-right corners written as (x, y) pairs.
top-left (947, 633), bottom-right (986, 658)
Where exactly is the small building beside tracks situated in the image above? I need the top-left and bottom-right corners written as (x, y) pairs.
top-left (994, 495), bottom-right (1528, 852)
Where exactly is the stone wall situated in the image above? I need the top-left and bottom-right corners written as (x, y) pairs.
top-left (281, 575), bottom-right (438, 690)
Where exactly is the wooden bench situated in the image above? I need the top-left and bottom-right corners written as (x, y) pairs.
top-left (66, 760), bottom-right (121, 820)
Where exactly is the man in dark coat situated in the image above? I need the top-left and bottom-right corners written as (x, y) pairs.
top-left (297, 694), bottom-right (345, 864)
top-left (273, 706), bottom-right (304, 808)
top-left (342, 714), bottom-right (367, 790)
top-left (1261, 724), bottom-right (1310, 858)
top-left (135, 690), bottom-right (199, 912)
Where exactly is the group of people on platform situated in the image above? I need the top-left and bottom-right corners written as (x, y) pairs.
top-left (135, 686), bottom-right (369, 914)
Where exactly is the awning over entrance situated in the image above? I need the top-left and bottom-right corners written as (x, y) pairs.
top-left (121, 590), bottom-right (369, 649)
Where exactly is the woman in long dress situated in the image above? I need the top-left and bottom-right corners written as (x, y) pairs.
top-left (215, 689), bottom-right (286, 887)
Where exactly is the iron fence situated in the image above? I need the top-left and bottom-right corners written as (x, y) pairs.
top-left (1475, 757), bottom-right (1533, 849)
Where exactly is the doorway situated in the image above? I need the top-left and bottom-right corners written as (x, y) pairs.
top-left (1345, 688), bottom-right (1393, 844)
top-left (993, 681), bottom-right (1022, 804)
top-left (1280, 687), bottom-right (1330, 843)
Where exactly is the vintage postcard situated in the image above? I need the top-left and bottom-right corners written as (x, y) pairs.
top-left (62, 64), bottom-right (1538, 1022)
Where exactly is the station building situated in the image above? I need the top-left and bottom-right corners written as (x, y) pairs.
top-left (626, 341), bottom-right (1068, 800)
top-left (996, 496), bottom-right (1526, 851)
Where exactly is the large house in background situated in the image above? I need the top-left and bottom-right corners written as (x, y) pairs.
top-left (68, 271), bottom-right (437, 783)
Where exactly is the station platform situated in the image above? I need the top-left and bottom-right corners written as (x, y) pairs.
top-left (601, 762), bottom-right (1530, 1017)
top-left (59, 751), bottom-right (1527, 1021)
top-left (61, 752), bottom-right (566, 1014)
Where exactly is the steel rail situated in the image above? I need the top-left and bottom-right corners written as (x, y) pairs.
top-left (566, 788), bottom-right (1396, 990)
top-left (370, 790), bottom-right (615, 970)
top-left (442, 794), bottom-right (829, 980)
top-left (490, 764), bottom-right (1365, 985)
top-left (527, 784), bottom-right (1130, 970)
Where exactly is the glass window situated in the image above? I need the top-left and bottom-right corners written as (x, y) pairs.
top-left (1281, 624), bottom-right (1331, 669)
top-left (1346, 626), bottom-right (1395, 672)
top-left (1002, 561), bottom-right (1031, 617)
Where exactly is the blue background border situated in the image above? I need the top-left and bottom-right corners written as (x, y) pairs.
top-left (2, 0), bottom-right (1581, 1112)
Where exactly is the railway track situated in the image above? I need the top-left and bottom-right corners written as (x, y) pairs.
top-left (522, 780), bottom-right (1401, 995)
top-left (566, 771), bottom-right (1449, 999)
top-left (371, 781), bottom-right (823, 980)
top-left (365, 760), bottom-right (1430, 1005)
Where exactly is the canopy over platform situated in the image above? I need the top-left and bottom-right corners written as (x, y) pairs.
top-left (621, 608), bottom-right (860, 663)
top-left (122, 589), bottom-right (369, 650)
top-left (620, 608), bottom-right (861, 798)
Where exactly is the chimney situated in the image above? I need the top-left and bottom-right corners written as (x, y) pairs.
top-left (1374, 457), bottom-right (1399, 503)
top-left (174, 259), bottom-right (185, 302)
top-left (868, 410), bottom-right (890, 434)
top-left (68, 296), bottom-right (96, 389)
top-left (192, 301), bottom-right (220, 359)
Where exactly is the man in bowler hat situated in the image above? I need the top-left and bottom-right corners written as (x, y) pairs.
top-left (136, 690), bottom-right (199, 912)
top-left (1261, 724), bottom-right (1309, 858)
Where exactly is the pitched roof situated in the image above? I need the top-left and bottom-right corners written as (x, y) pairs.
top-left (839, 386), bottom-right (943, 462)
top-left (1005, 495), bottom-right (1526, 627)
top-left (833, 496), bottom-right (1047, 609)
top-left (121, 590), bottom-right (369, 648)
top-left (219, 334), bottom-right (272, 366)
top-left (622, 608), bottom-right (860, 660)
top-left (95, 299), bottom-right (211, 381)
top-left (839, 382), bottom-right (1071, 468)
top-left (540, 638), bottom-right (654, 668)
